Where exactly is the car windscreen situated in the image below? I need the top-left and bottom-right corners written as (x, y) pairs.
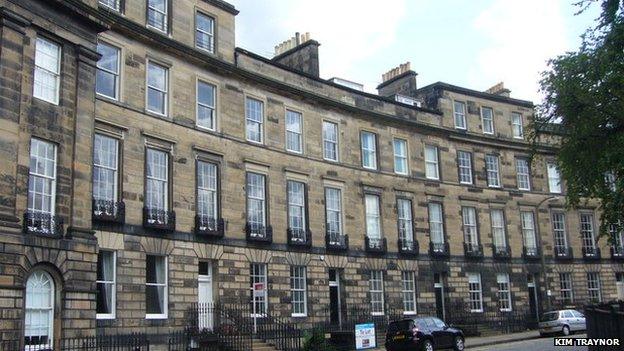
top-left (541, 312), bottom-right (559, 321)
top-left (388, 320), bottom-right (413, 333)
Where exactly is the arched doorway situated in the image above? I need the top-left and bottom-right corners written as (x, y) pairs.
top-left (24, 270), bottom-right (55, 348)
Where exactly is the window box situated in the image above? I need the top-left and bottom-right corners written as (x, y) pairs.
top-left (429, 242), bottom-right (449, 258)
top-left (287, 228), bottom-right (311, 248)
top-left (611, 246), bottom-right (624, 261)
top-left (464, 243), bottom-right (483, 259)
top-left (582, 247), bottom-right (601, 261)
top-left (245, 223), bottom-right (272, 243)
top-left (143, 207), bottom-right (176, 232)
top-left (522, 246), bottom-right (541, 261)
top-left (92, 199), bottom-right (125, 224)
top-left (325, 232), bottom-right (348, 251)
top-left (23, 211), bottom-right (64, 237)
top-left (365, 236), bottom-right (387, 254)
top-left (398, 238), bottom-right (419, 256)
top-left (492, 244), bottom-right (511, 260)
top-left (194, 216), bottom-right (224, 238)
top-left (554, 246), bottom-right (574, 260)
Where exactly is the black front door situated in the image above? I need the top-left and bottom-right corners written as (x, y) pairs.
top-left (329, 269), bottom-right (342, 326)
top-left (434, 273), bottom-right (445, 320)
top-left (528, 274), bottom-right (540, 326)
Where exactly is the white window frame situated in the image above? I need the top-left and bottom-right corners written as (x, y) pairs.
top-left (587, 272), bottom-right (602, 303)
top-left (286, 109), bottom-right (303, 154)
top-left (457, 150), bottom-right (473, 185)
top-left (497, 273), bottom-right (512, 312)
top-left (511, 112), bottom-right (524, 139)
top-left (28, 138), bottom-right (57, 219)
top-left (520, 211), bottom-right (537, 250)
top-left (93, 134), bottom-right (119, 203)
top-left (485, 154), bottom-right (501, 188)
top-left (365, 194), bottom-right (382, 240)
top-left (325, 187), bottom-right (343, 240)
top-left (96, 250), bottom-right (116, 319)
top-left (462, 206), bottom-right (479, 246)
top-left (245, 97), bottom-right (264, 144)
top-left (287, 180), bottom-right (306, 237)
top-left (547, 162), bottom-right (562, 193)
top-left (33, 37), bottom-right (61, 105)
top-left (195, 11), bottom-right (215, 53)
top-left (552, 212), bottom-right (569, 250)
top-left (146, 60), bottom-right (168, 116)
top-left (25, 270), bottom-right (55, 348)
top-left (290, 266), bottom-right (307, 317)
top-left (369, 270), bottom-right (385, 316)
top-left (250, 263), bottom-right (268, 317)
top-left (322, 121), bottom-right (339, 162)
top-left (424, 145), bottom-right (439, 180)
top-left (397, 198), bottom-right (413, 246)
top-left (96, 41), bottom-right (120, 100)
top-left (453, 101), bottom-right (466, 130)
top-left (401, 271), bottom-right (417, 315)
top-left (246, 172), bottom-right (267, 233)
top-left (99, 0), bottom-right (120, 11)
top-left (360, 131), bottom-right (377, 170)
top-left (480, 107), bottom-right (494, 134)
top-left (393, 138), bottom-right (408, 175)
top-left (468, 273), bottom-right (483, 313)
top-left (145, 148), bottom-right (169, 212)
top-left (197, 160), bottom-right (218, 224)
top-left (559, 273), bottom-right (573, 303)
top-left (145, 255), bottom-right (168, 319)
top-left (580, 213), bottom-right (597, 252)
top-left (515, 158), bottom-right (531, 191)
top-left (147, 0), bottom-right (168, 33)
top-left (428, 202), bottom-right (445, 245)
top-left (491, 209), bottom-right (507, 249)
top-left (196, 80), bottom-right (216, 131)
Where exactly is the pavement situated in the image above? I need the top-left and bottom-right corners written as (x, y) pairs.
top-left (465, 330), bottom-right (542, 349)
top-left (468, 334), bottom-right (588, 351)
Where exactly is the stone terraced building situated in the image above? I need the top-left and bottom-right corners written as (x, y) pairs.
top-left (0, 0), bottom-right (623, 348)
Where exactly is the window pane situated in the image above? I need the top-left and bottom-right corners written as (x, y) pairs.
top-left (425, 145), bottom-right (439, 179)
top-left (286, 110), bottom-right (303, 152)
top-left (246, 98), bottom-right (263, 142)
top-left (481, 107), bottom-right (494, 133)
top-left (196, 12), bottom-right (214, 52)
top-left (365, 195), bottom-right (381, 238)
top-left (323, 121), bottom-right (338, 161)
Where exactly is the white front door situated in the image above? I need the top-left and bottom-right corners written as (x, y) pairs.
top-left (198, 262), bottom-right (213, 330)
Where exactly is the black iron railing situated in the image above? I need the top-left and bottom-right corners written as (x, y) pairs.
top-left (3, 333), bottom-right (150, 351)
top-left (287, 228), bottom-right (311, 247)
top-left (23, 211), bottom-right (64, 237)
top-left (611, 245), bottom-right (624, 260)
top-left (493, 244), bottom-right (511, 259)
top-left (92, 199), bottom-right (125, 224)
top-left (256, 314), bottom-right (301, 351)
top-left (245, 223), bottom-right (273, 243)
top-left (554, 246), bottom-right (574, 260)
top-left (464, 242), bottom-right (483, 258)
top-left (143, 207), bottom-right (176, 231)
top-left (365, 236), bottom-right (386, 253)
top-left (585, 301), bottom-right (624, 350)
top-left (183, 302), bottom-right (252, 351)
top-left (195, 216), bottom-right (225, 237)
top-left (326, 232), bottom-right (348, 250)
top-left (429, 241), bottom-right (450, 258)
top-left (582, 246), bottom-right (601, 260)
top-left (398, 238), bottom-right (418, 256)
top-left (522, 246), bottom-right (540, 260)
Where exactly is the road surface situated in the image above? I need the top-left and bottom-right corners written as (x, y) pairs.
top-left (469, 334), bottom-right (587, 351)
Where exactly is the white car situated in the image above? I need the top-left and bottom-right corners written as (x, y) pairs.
top-left (538, 309), bottom-right (586, 336)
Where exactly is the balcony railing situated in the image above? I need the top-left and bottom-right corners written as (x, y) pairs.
top-left (195, 216), bottom-right (225, 238)
top-left (325, 232), bottom-right (348, 251)
top-left (398, 238), bottom-right (419, 256)
top-left (522, 246), bottom-right (541, 260)
top-left (287, 228), bottom-right (311, 247)
top-left (245, 223), bottom-right (273, 243)
top-left (554, 246), bottom-right (574, 260)
top-left (365, 236), bottom-right (387, 253)
top-left (23, 211), bottom-right (64, 237)
top-left (143, 207), bottom-right (176, 231)
top-left (611, 245), bottom-right (624, 260)
top-left (464, 242), bottom-right (483, 258)
top-left (582, 246), bottom-right (601, 260)
top-left (92, 199), bottom-right (125, 224)
top-left (429, 241), bottom-right (450, 258)
top-left (493, 244), bottom-right (511, 260)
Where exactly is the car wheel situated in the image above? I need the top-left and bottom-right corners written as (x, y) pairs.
top-left (454, 336), bottom-right (465, 351)
top-left (421, 339), bottom-right (434, 351)
top-left (562, 325), bottom-right (570, 336)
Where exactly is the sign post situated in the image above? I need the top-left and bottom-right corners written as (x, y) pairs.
top-left (252, 282), bottom-right (265, 334)
top-left (355, 323), bottom-right (376, 350)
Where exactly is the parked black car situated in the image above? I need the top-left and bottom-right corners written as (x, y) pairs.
top-left (385, 317), bottom-right (465, 351)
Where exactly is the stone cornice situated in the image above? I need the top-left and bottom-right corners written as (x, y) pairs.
top-left (0, 7), bottom-right (31, 34)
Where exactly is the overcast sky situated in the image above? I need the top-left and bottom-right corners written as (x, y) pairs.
top-left (230, 0), bottom-right (599, 103)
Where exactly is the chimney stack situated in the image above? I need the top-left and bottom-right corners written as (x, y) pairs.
top-left (272, 32), bottom-right (320, 77)
top-left (485, 82), bottom-right (511, 97)
top-left (376, 62), bottom-right (418, 98)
